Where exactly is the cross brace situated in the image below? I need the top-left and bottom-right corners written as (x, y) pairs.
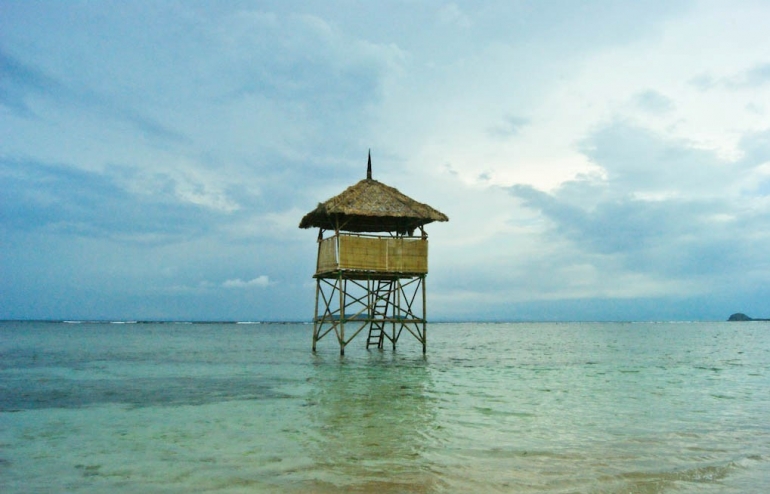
top-left (311, 272), bottom-right (427, 355)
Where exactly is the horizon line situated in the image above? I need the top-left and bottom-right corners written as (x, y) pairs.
top-left (0, 317), bottom-right (751, 324)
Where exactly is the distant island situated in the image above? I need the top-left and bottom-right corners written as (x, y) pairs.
top-left (728, 313), bottom-right (770, 321)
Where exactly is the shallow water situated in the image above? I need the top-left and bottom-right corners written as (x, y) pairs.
top-left (1, 321), bottom-right (769, 492)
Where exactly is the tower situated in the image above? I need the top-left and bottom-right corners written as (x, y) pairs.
top-left (299, 152), bottom-right (448, 355)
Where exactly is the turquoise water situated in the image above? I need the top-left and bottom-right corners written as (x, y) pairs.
top-left (1, 321), bottom-right (769, 492)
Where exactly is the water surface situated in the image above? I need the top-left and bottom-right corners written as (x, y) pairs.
top-left (1, 321), bottom-right (769, 492)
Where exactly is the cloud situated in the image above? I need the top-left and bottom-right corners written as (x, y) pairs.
top-left (0, 158), bottom-right (232, 242)
top-left (689, 74), bottom-right (717, 91)
top-left (0, 49), bottom-right (63, 116)
top-left (438, 3), bottom-right (472, 29)
top-left (217, 11), bottom-right (404, 117)
top-left (691, 62), bottom-right (770, 91)
top-left (508, 122), bottom-right (770, 286)
top-left (743, 63), bottom-right (770, 87)
top-left (579, 122), bottom-right (732, 195)
top-left (488, 115), bottom-right (530, 139)
top-left (634, 90), bottom-right (674, 113)
top-left (727, 62), bottom-right (770, 88)
top-left (0, 48), bottom-right (185, 143)
top-left (222, 276), bottom-right (270, 288)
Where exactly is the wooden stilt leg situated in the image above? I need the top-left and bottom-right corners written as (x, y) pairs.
top-left (339, 275), bottom-right (345, 356)
top-left (312, 279), bottom-right (320, 352)
top-left (422, 275), bottom-right (427, 354)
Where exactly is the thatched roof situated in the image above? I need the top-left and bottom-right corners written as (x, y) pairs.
top-left (299, 177), bottom-right (449, 233)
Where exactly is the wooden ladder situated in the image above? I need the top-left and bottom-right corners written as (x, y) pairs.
top-left (366, 280), bottom-right (393, 349)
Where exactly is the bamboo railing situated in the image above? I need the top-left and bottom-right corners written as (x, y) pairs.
top-left (316, 233), bottom-right (428, 275)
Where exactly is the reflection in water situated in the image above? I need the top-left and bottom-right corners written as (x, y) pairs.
top-left (303, 353), bottom-right (442, 493)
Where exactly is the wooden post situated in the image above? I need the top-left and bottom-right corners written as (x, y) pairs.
top-left (312, 278), bottom-right (320, 352)
top-left (422, 274), bottom-right (427, 354)
top-left (393, 279), bottom-right (399, 350)
top-left (391, 279), bottom-right (397, 351)
top-left (339, 275), bottom-right (345, 356)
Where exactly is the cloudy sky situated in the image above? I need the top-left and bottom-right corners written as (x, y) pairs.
top-left (2, 1), bottom-right (770, 322)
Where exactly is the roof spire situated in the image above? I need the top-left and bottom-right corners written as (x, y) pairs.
top-left (367, 149), bottom-right (372, 180)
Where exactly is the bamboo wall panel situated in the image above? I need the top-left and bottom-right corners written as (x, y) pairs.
top-left (394, 238), bottom-right (428, 272)
top-left (316, 235), bottom-right (428, 274)
top-left (340, 235), bottom-right (388, 271)
top-left (317, 237), bottom-right (339, 273)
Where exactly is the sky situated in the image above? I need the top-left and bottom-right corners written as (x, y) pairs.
top-left (2, 0), bottom-right (770, 322)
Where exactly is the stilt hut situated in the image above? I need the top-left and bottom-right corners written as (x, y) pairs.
top-left (299, 152), bottom-right (448, 355)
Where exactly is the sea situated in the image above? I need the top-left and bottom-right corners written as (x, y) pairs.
top-left (1, 320), bottom-right (769, 493)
